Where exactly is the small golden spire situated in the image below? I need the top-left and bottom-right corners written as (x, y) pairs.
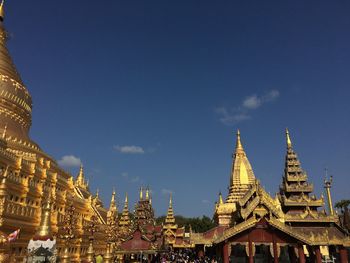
top-left (35, 192), bottom-right (53, 239)
top-left (110, 188), bottom-right (115, 204)
top-left (286, 128), bottom-right (292, 149)
top-left (165, 193), bottom-right (175, 224)
top-left (235, 129), bottom-right (244, 152)
top-left (111, 188), bottom-right (116, 201)
top-left (0, 1), bottom-right (5, 22)
top-left (124, 192), bottom-right (128, 205)
top-left (169, 192), bottom-right (173, 207)
top-left (76, 164), bottom-right (85, 186)
top-left (109, 188), bottom-right (117, 212)
top-left (140, 187), bottom-right (143, 200)
top-left (96, 188), bottom-right (99, 199)
top-left (145, 187), bottom-right (150, 200)
top-left (219, 192), bottom-right (224, 205)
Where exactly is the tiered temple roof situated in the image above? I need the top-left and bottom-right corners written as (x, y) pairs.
top-left (279, 129), bottom-right (325, 217)
top-left (119, 193), bottom-right (131, 228)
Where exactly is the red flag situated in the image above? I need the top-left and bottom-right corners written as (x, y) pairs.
top-left (7, 229), bottom-right (20, 242)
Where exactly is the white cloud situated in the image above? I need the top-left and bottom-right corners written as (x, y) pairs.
top-left (161, 189), bottom-right (174, 195)
top-left (215, 89), bottom-right (280, 126)
top-left (243, 90), bottom-right (280, 110)
top-left (114, 145), bottom-right (145, 154)
top-left (121, 172), bottom-right (129, 178)
top-left (202, 199), bottom-right (210, 204)
top-left (263, 89), bottom-right (280, 102)
top-left (243, 95), bottom-right (261, 109)
top-left (215, 107), bottom-right (251, 125)
top-left (57, 155), bottom-right (82, 168)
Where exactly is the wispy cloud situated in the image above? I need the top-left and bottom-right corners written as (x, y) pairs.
top-left (202, 199), bottom-right (210, 204)
top-left (57, 155), bottom-right (82, 168)
top-left (114, 145), bottom-right (145, 154)
top-left (215, 107), bottom-right (251, 125)
top-left (215, 89), bottom-right (280, 125)
top-left (161, 189), bottom-right (174, 195)
top-left (243, 90), bottom-right (280, 110)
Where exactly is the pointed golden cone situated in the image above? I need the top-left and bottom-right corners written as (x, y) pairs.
top-left (235, 130), bottom-right (244, 152)
top-left (145, 188), bottom-right (150, 200)
top-left (286, 128), bottom-right (293, 149)
top-left (219, 192), bottom-right (224, 205)
top-left (109, 189), bottom-right (117, 211)
top-left (139, 187), bottom-right (143, 200)
top-left (119, 193), bottom-right (130, 226)
top-left (227, 130), bottom-right (256, 202)
top-left (165, 193), bottom-right (175, 224)
top-left (76, 164), bottom-right (86, 186)
top-left (124, 192), bottom-right (128, 204)
top-left (34, 193), bottom-right (53, 240)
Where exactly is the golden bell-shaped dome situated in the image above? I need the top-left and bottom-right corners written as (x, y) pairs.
top-left (0, 3), bottom-right (34, 145)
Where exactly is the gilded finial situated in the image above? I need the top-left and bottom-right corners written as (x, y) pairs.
top-left (286, 128), bottom-right (292, 149)
top-left (235, 129), bottom-right (244, 152)
top-left (0, 1), bottom-right (5, 22)
top-left (95, 188), bottom-right (99, 199)
top-left (140, 187), bottom-right (143, 200)
top-left (77, 164), bottom-right (84, 182)
top-left (125, 192), bottom-right (128, 205)
top-left (219, 192), bottom-right (224, 204)
top-left (35, 192), bottom-right (53, 239)
top-left (111, 188), bottom-right (116, 203)
top-left (169, 193), bottom-right (173, 207)
top-left (145, 187), bottom-right (150, 200)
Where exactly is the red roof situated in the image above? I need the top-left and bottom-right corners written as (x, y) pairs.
top-left (120, 230), bottom-right (152, 251)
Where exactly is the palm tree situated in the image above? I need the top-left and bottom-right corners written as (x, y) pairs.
top-left (335, 199), bottom-right (350, 213)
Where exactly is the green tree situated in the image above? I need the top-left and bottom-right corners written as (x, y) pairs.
top-left (335, 199), bottom-right (350, 213)
top-left (156, 215), bottom-right (216, 233)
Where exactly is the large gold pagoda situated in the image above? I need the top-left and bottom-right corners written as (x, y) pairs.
top-left (0, 4), bottom-right (108, 261)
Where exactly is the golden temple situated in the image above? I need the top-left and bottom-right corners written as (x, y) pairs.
top-left (0, 2), bottom-right (349, 263)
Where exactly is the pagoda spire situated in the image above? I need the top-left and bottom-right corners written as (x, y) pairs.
top-left (226, 130), bottom-right (256, 203)
top-left (219, 192), bottom-right (224, 205)
top-left (145, 187), bottom-right (150, 201)
top-left (109, 189), bottom-right (117, 212)
top-left (139, 187), bottom-right (143, 200)
top-left (76, 164), bottom-right (87, 188)
top-left (280, 129), bottom-right (323, 215)
top-left (107, 189), bottom-right (118, 225)
top-left (165, 193), bottom-right (175, 224)
top-left (286, 128), bottom-right (292, 149)
top-left (34, 193), bottom-right (53, 240)
top-left (119, 193), bottom-right (130, 227)
top-left (235, 129), bottom-right (244, 152)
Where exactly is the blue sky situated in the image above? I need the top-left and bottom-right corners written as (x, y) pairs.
top-left (4, 1), bottom-right (350, 216)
